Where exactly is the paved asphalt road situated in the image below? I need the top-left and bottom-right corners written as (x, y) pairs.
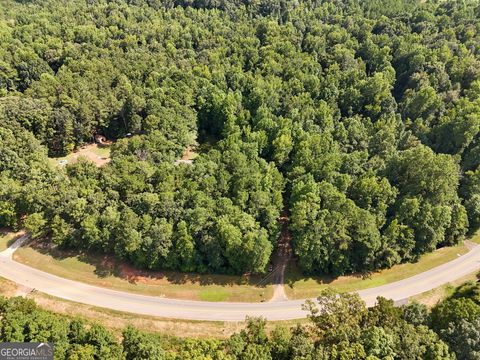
top-left (0, 236), bottom-right (479, 321)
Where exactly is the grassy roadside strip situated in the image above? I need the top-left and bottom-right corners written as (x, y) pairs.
top-left (470, 231), bottom-right (480, 244)
top-left (9, 230), bottom-right (479, 303)
top-left (409, 270), bottom-right (479, 307)
top-left (0, 229), bottom-right (23, 251)
top-left (0, 278), bottom-right (304, 339)
top-left (284, 242), bottom-right (470, 299)
top-left (0, 277), bottom-right (18, 297)
top-left (13, 245), bottom-right (273, 303)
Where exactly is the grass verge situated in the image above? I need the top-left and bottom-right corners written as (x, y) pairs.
top-left (0, 229), bottom-right (23, 251)
top-left (13, 244), bottom-right (273, 303)
top-left (469, 230), bottom-right (480, 244)
top-left (0, 277), bottom-right (17, 297)
top-left (284, 242), bottom-right (469, 299)
top-left (0, 280), bottom-right (304, 338)
top-left (410, 270), bottom-right (479, 307)
top-left (28, 291), bottom-right (244, 339)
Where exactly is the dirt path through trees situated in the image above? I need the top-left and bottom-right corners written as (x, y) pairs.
top-left (270, 208), bottom-right (292, 302)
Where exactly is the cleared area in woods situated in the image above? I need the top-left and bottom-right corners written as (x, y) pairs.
top-left (49, 143), bottom-right (111, 167)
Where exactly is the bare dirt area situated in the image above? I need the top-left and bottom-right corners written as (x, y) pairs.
top-left (50, 143), bottom-right (111, 167)
top-left (70, 144), bottom-right (110, 166)
top-left (270, 208), bottom-right (292, 302)
top-left (175, 145), bottom-right (199, 165)
top-left (181, 145), bottom-right (198, 161)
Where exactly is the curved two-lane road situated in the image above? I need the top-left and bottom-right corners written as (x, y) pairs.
top-left (0, 236), bottom-right (479, 321)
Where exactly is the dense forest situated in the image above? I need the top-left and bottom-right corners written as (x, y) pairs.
top-left (1, 0), bottom-right (480, 275)
top-left (1, 281), bottom-right (480, 359)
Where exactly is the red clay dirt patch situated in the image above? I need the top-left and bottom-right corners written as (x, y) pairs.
top-left (68, 144), bottom-right (110, 167)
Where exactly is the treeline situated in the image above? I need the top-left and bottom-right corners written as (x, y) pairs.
top-left (2, 280), bottom-right (480, 359)
top-left (1, 0), bottom-right (480, 275)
